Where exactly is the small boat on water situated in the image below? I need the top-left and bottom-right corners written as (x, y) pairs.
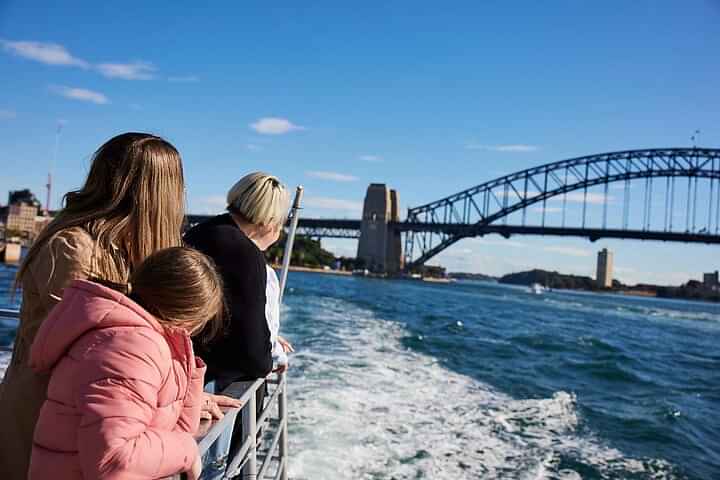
top-left (529, 283), bottom-right (546, 295)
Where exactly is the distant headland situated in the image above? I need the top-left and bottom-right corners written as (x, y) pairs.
top-left (450, 268), bottom-right (720, 303)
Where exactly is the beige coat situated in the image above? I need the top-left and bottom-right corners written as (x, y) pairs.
top-left (0, 228), bottom-right (120, 480)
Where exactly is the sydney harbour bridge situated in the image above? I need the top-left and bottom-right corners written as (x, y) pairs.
top-left (188, 147), bottom-right (720, 273)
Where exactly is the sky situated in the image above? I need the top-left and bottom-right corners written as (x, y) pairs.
top-left (1, 1), bottom-right (719, 285)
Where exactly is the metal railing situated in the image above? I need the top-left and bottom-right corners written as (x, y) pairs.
top-left (0, 308), bottom-right (20, 319)
top-left (196, 373), bottom-right (289, 479)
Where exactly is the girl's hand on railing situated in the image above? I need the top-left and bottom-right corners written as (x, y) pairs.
top-left (186, 454), bottom-right (202, 480)
top-left (200, 393), bottom-right (243, 420)
top-left (278, 335), bottom-right (294, 353)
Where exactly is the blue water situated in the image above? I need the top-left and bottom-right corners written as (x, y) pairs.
top-left (1, 265), bottom-right (718, 479)
top-left (0, 265), bottom-right (20, 373)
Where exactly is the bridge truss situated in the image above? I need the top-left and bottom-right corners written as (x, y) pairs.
top-left (293, 219), bottom-right (361, 239)
top-left (404, 148), bottom-right (720, 269)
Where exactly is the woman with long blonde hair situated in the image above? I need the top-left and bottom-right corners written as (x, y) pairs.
top-left (0, 132), bottom-right (187, 479)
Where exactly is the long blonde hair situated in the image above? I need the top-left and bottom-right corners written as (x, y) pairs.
top-left (129, 247), bottom-right (225, 341)
top-left (17, 132), bottom-right (185, 288)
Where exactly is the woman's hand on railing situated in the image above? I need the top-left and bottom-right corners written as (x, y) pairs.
top-left (272, 362), bottom-right (288, 374)
top-left (200, 392), bottom-right (243, 420)
top-left (278, 335), bottom-right (294, 353)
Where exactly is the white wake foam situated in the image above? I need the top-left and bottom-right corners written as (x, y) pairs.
top-left (284, 296), bottom-right (677, 479)
top-left (0, 350), bottom-right (10, 381)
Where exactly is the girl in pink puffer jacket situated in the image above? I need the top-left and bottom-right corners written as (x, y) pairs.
top-left (28, 247), bottom-right (235, 480)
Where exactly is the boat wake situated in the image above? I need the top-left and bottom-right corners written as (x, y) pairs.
top-left (285, 296), bottom-right (679, 479)
top-left (0, 349), bottom-right (10, 381)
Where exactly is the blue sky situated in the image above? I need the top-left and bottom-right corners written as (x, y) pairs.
top-left (1, 1), bottom-right (719, 284)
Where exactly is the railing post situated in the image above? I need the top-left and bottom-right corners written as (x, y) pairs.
top-left (241, 391), bottom-right (257, 479)
top-left (279, 372), bottom-right (288, 480)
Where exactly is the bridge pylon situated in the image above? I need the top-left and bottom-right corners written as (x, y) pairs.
top-left (356, 184), bottom-right (403, 274)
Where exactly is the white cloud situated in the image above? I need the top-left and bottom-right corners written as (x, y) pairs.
top-left (168, 75), bottom-right (199, 82)
top-left (250, 117), bottom-right (304, 135)
top-left (306, 171), bottom-right (358, 182)
top-left (191, 195), bottom-right (226, 214)
top-left (555, 192), bottom-right (614, 205)
top-left (1, 40), bottom-right (89, 67)
top-left (304, 196), bottom-right (363, 212)
top-left (0, 109), bottom-right (16, 120)
top-left (359, 154), bottom-right (382, 162)
top-left (531, 206), bottom-right (563, 213)
top-left (614, 266), bottom-right (636, 274)
top-left (1, 39), bottom-right (161, 81)
top-left (434, 235), bottom-right (705, 286)
top-left (650, 271), bottom-right (697, 286)
top-left (466, 143), bottom-right (539, 152)
top-left (542, 246), bottom-right (592, 257)
top-left (495, 189), bottom-right (613, 205)
top-left (320, 238), bottom-right (358, 258)
top-left (615, 268), bottom-right (697, 287)
top-left (96, 61), bottom-right (156, 80)
top-left (496, 189), bottom-right (541, 199)
top-left (50, 85), bottom-right (109, 104)
top-left (469, 237), bottom-right (528, 249)
top-left (436, 245), bottom-right (526, 276)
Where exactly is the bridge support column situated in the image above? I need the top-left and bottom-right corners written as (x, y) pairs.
top-left (357, 184), bottom-right (403, 274)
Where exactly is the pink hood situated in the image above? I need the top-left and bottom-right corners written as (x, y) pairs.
top-left (28, 280), bottom-right (206, 480)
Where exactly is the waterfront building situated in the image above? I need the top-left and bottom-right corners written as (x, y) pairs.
top-left (2, 189), bottom-right (45, 241)
top-left (8, 189), bottom-right (41, 208)
top-left (703, 270), bottom-right (719, 288)
top-left (6, 202), bottom-right (38, 236)
top-left (423, 264), bottom-right (447, 279)
top-left (34, 214), bottom-right (52, 237)
top-left (596, 248), bottom-right (614, 288)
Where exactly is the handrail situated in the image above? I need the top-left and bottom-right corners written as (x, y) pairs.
top-left (195, 372), bottom-right (288, 479)
top-left (0, 308), bottom-right (20, 319)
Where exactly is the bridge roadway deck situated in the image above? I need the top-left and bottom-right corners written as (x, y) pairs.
top-left (398, 223), bottom-right (720, 244)
top-left (295, 218), bottom-right (720, 244)
top-left (186, 216), bottom-right (720, 244)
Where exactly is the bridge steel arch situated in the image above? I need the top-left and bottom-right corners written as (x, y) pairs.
top-left (404, 148), bottom-right (720, 269)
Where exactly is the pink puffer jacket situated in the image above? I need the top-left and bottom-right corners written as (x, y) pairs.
top-left (28, 280), bottom-right (205, 480)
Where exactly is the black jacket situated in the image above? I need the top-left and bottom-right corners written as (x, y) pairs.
top-left (184, 213), bottom-right (272, 382)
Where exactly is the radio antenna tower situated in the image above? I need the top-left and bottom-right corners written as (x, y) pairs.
top-left (46, 121), bottom-right (63, 215)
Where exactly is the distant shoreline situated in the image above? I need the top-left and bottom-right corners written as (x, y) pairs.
top-left (270, 264), bottom-right (352, 276)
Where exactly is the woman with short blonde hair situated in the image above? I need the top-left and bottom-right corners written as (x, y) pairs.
top-left (185, 171), bottom-right (291, 480)
top-left (186, 171), bottom-right (290, 381)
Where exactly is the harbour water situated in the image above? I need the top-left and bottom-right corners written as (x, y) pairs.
top-left (1, 265), bottom-right (718, 479)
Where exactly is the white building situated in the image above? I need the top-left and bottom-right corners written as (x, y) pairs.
top-left (596, 248), bottom-right (614, 288)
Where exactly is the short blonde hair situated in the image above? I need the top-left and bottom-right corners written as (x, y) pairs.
top-left (226, 172), bottom-right (290, 227)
